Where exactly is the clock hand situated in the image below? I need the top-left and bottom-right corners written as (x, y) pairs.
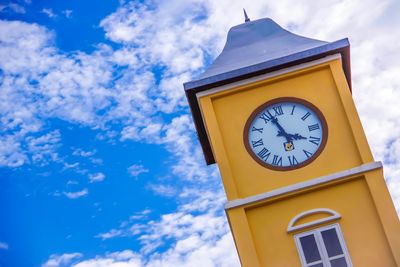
top-left (288, 133), bottom-right (307, 140)
top-left (266, 111), bottom-right (293, 142)
top-left (276, 129), bottom-right (292, 142)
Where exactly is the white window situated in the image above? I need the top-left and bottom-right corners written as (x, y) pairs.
top-left (294, 224), bottom-right (352, 267)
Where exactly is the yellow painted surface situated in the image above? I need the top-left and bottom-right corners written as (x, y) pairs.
top-left (364, 168), bottom-right (400, 264)
top-left (199, 59), bottom-right (372, 200)
top-left (197, 57), bottom-right (400, 266)
top-left (226, 208), bottom-right (261, 267)
top-left (236, 174), bottom-right (396, 267)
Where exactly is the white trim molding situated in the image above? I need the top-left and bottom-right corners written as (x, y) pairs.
top-left (224, 161), bottom-right (382, 210)
top-left (287, 208), bottom-right (341, 233)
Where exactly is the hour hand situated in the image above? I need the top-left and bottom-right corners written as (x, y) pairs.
top-left (277, 130), bottom-right (292, 141)
top-left (288, 133), bottom-right (307, 140)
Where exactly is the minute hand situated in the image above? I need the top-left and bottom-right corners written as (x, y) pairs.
top-left (270, 117), bottom-right (293, 142)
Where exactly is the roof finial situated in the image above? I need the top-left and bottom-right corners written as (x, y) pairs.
top-left (243, 8), bottom-right (250, 22)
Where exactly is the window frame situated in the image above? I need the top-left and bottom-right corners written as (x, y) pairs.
top-left (294, 223), bottom-right (353, 267)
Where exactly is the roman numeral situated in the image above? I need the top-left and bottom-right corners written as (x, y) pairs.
top-left (303, 149), bottom-right (313, 158)
top-left (272, 155), bottom-right (283, 166)
top-left (308, 124), bottom-right (320, 131)
top-left (309, 136), bottom-right (321, 145)
top-left (259, 112), bottom-right (274, 124)
top-left (257, 148), bottom-right (270, 161)
top-left (301, 112), bottom-right (311, 121)
top-left (291, 105), bottom-right (296, 115)
top-left (272, 105), bottom-right (283, 116)
top-left (251, 139), bottom-right (263, 148)
top-left (251, 126), bottom-right (263, 133)
top-left (288, 155), bottom-right (299, 166)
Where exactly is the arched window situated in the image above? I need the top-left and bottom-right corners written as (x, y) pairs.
top-left (288, 209), bottom-right (352, 267)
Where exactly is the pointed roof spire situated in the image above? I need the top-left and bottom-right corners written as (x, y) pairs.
top-left (243, 8), bottom-right (250, 22)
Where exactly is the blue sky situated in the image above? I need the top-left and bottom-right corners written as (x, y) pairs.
top-left (1, 0), bottom-right (400, 266)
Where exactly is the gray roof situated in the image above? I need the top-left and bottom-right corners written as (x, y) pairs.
top-left (184, 17), bottom-right (351, 165)
top-left (199, 18), bottom-right (327, 79)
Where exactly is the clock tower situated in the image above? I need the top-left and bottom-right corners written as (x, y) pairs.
top-left (184, 16), bottom-right (400, 267)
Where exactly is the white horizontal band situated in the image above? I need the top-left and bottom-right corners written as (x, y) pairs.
top-left (224, 161), bottom-right (382, 210)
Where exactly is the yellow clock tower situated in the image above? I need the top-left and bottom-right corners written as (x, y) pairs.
top-left (184, 16), bottom-right (400, 267)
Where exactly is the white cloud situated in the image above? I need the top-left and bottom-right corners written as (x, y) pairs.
top-left (51, 191), bottom-right (62, 197)
top-left (0, 20), bottom-right (54, 167)
top-left (27, 130), bottom-right (61, 165)
top-left (147, 184), bottom-right (176, 197)
top-left (0, 130), bottom-right (61, 167)
top-left (63, 162), bottom-right (80, 170)
top-left (96, 229), bottom-right (123, 240)
top-left (0, 241), bottom-right (9, 250)
top-left (0, 135), bottom-right (27, 167)
top-left (96, 209), bottom-right (152, 240)
top-left (0, 16), bottom-right (193, 168)
top-left (71, 148), bottom-right (103, 166)
top-left (62, 196), bottom-right (240, 266)
top-left (63, 9), bottom-right (73, 18)
top-left (89, 172), bottom-right (105, 183)
top-left (145, 232), bottom-right (239, 267)
top-left (90, 158), bottom-right (103, 165)
top-left (72, 250), bottom-right (143, 267)
top-left (127, 164), bottom-right (149, 177)
top-left (1, 4), bottom-right (218, 168)
top-left (99, 1), bottom-right (219, 113)
top-left (94, 186), bottom-right (229, 255)
top-left (129, 209), bottom-right (151, 220)
top-left (41, 8), bottom-right (56, 18)
top-left (0, 20), bottom-right (105, 165)
top-left (72, 148), bottom-right (96, 158)
top-left (0, 3), bottom-right (26, 14)
top-left (50, 232), bottom-right (239, 267)
top-left (63, 189), bottom-right (88, 199)
top-left (62, 162), bottom-right (90, 175)
top-left (42, 253), bottom-right (82, 267)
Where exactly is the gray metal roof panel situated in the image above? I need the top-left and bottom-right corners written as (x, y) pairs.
top-left (184, 38), bottom-right (350, 91)
top-left (199, 18), bottom-right (327, 79)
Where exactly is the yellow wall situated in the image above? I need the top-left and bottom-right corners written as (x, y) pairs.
top-left (199, 58), bottom-right (373, 200)
top-left (198, 55), bottom-right (400, 266)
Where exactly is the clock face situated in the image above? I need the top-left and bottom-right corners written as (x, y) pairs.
top-left (244, 97), bottom-right (328, 171)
